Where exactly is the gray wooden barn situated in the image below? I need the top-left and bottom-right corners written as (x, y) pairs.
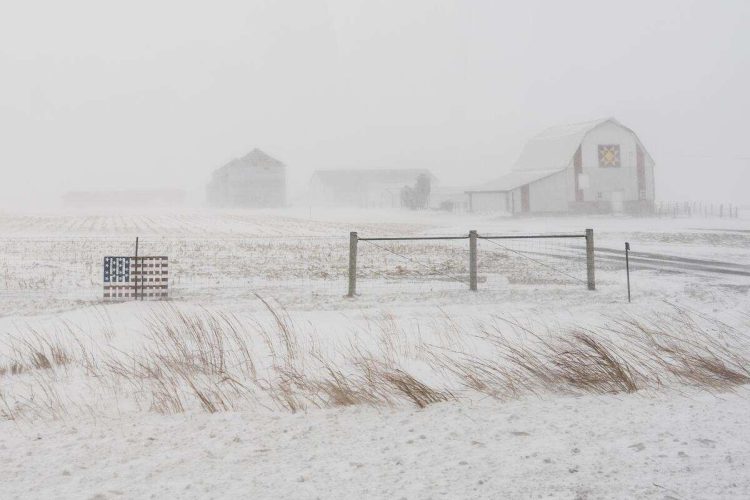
top-left (207, 149), bottom-right (287, 208)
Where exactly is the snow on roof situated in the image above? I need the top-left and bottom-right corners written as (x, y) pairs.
top-left (514, 117), bottom-right (613, 172)
top-left (467, 117), bottom-right (654, 193)
top-left (465, 169), bottom-right (563, 193)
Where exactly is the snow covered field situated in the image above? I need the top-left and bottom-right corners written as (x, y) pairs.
top-left (4, 389), bottom-right (749, 499)
top-left (1, 208), bottom-right (749, 499)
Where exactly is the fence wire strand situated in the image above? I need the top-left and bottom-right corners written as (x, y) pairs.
top-left (478, 236), bottom-right (587, 285)
top-left (358, 238), bottom-right (469, 286)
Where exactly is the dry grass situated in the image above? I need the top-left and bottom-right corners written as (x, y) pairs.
top-left (0, 327), bottom-right (74, 376)
top-left (0, 301), bottom-right (748, 422)
top-left (379, 368), bottom-right (453, 408)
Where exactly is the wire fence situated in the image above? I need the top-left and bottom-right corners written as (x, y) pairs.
top-left (4, 230), bottom-right (747, 316)
top-left (0, 231), bottom-right (598, 314)
top-left (477, 236), bottom-right (588, 289)
top-left (0, 236), bottom-right (350, 313)
top-left (352, 231), bottom-right (591, 295)
top-left (356, 237), bottom-right (471, 294)
top-left (656, 201), bottom-right (741, 218)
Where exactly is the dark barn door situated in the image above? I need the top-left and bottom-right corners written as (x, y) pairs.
top-left (521, 184), bottom-right (530, 212)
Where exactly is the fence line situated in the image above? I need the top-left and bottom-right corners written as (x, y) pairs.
top-left (347, 229), bottom-right (595, 296)
top-left (478, 236), bottom-right (588, 285)
top-left (0, 231), bottom-right (597, 314)
top-left (359, 236), bottom-right (468, 241)
top-left (655, 201), bottom-right (741, 218)
top-left (358, 238), bottom-right (469, 286)
top-left (480, 233), bottom-right (586, 240)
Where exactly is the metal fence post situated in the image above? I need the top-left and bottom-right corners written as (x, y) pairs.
top-left (469, 230), bottom-right (478, 291)
top-left (347, 231), bottom-right (358, 297)
top-left (625, 242), bottom-right (631, 303)
top-left (585, 228), bottom-right (595, 290)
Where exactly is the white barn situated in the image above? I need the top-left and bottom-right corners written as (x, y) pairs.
top-left (466, 118), bottom-right (655, 214)
top-left (207, 149), bottom-right (287, 208)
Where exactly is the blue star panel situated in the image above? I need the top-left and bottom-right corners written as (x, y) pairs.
top-left (103, 256), bottom-right (169, 300)
top-left (103, 256), bottom-right (130, 283)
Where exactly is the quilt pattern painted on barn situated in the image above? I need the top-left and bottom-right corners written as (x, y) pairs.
top-left (598, 144), bottom-right (621, 167)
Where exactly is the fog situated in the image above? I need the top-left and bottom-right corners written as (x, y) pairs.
top-left (1, 0), bottom-right (748, 209)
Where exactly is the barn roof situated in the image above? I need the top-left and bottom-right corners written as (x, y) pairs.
top-left (213, 148), bottom-right (285, 176)
top-left (467, 117), bottom-right (654, 193)
top-left (237, 148), bottom-right (285, 168)
top-left (514, 117), bottom-right (615, 172)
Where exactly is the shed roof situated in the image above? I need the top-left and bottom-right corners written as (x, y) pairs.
top-left (466, 169), bottom-right (563, 193)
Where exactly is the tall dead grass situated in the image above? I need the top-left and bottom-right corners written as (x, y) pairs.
top-left (1, 301), bottom-right (748, 421)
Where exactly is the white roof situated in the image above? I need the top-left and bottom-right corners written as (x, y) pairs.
top-left (514, 117), bottom-right (613, 171)
top-left (466, 169), bottom-right (562, 193)
top-left (468, 117), bottom-right (653, 193)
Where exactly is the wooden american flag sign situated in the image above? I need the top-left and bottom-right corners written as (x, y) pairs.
top-left (103, 256), bottom-right (169, 300)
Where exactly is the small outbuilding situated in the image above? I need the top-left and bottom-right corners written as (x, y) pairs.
top-left (309, 169), bottom-right (438, 209)
top-left (466, 118), bottom-right (655, 214)
top-left (207, 149), bottom-right (286, 208)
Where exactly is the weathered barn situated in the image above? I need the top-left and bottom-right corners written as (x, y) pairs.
top-left (309, 169), bottom-right (438, 208)
top-left (207, 149), bottom-right (286, 208)
top-left (466, 118), bottom-right (655, 214)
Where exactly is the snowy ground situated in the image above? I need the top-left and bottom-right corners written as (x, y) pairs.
top-left (3, 389), bottom-right (749, 499)
top-left (1, 208), bottom-right (748, 316)
top-left (1, 208), bottom-right (749, 498)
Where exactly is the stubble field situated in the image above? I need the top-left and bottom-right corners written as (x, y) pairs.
top-left (1, 207), bottom-right (749, 498)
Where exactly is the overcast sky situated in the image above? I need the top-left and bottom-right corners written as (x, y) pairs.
top-left (1, 0), bottom-right (748, 207)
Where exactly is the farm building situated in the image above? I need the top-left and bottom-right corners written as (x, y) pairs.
top-left (309, 169), bottom-right (438, 209)
top-left (207, 149), bottom-right (286, 208)
top-left (466, 118), bottom-right (655, 214)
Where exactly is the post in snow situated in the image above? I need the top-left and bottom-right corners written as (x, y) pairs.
top-left (347, 231), bottom-right (358, 297)
top-left (585, 228), bottom-right (595, 291)
top-left (625, 241), bottom-right (631, 303)
top-left (469, 230), bottom-right (478, 291)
